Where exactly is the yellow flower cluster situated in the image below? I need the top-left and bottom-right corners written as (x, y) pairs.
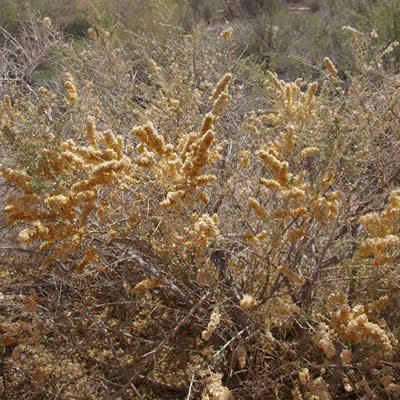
top-left (163, 212), bottom-right (220, 257)
top-left (244, 71), bottom-right (318, 137)
top-left (256, 148), bottom-right (291, 186)
top-left (313, 323), bottom-right (336, 359)
top-left (210, 73), bottom-right (232, 103)
top-left (311, 192), bottom-right (342, 225)
top-left (0, 166), bottom-right (33, 195)
top-left (356, 188), bottom-right (400, 265)
top-left (320, 171), bottom-right (335, 191)
top-left (201, 371), bottom-right (233, 400)
top-left (328, 292), bottom-right (395, 355)
top-left (201, 311), bottom-right (221, 341)
top-left (220, 27), bottom-right (233, 40)
top-left (193, 213), bottom-right (220, 245)
top-left (248, 148), bottom-right (312, 229)
top-left (18, 221), bottom-right (49, 243)
top-left (341, 349), bottom-right (352, 364)
top-left (2, 113), bottom-right (133, 270)
top-left (87, 27), bottom-right (97, 41)
top-left (240, 294), bottom-right (257, 310)
top-left (132, 122), bottom-right (168, 157)
top-left (64, 73), bottom-right (78, 102)
top-left (298, 368), bottom-right (331, 400)
top-left (301, 146), bottom-right (320, 158)
top-left (238, 149), bottom-right (251, 167)
top-left (133, 113), bottom-right (225, 213)
top-left (324, 57), bottom-right (338, 79)
top-left (382, 41), bottom-right (399, 56)
top-left (248, 197), bottom-right (267, 222)
top-left (342, 25), bottom-right (362, 37)
top-left (42, 17), bottom-right (52, 29)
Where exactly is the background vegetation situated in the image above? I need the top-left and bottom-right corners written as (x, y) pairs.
top-left (1, 0), bottom-right (400, 399)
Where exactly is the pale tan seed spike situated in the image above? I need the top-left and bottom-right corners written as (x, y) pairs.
top-left (210, 73), bottom-right (232, 102)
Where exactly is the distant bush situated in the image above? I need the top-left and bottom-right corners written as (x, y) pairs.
top-left (238, 0), bottom-right (285, 16)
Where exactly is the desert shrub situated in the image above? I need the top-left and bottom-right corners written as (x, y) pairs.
top-left (1, 6), bottom-right (400, 400)
top-left (350, 0), bottom-right (400, 61)
top-left (0, 16), bottom-right (65, 91)
top-left (230, 3), bottom-right (357, 81)
top-left (0, 0), bottom-right (91, 36)
top-left (237, 0), bottom-right (285, 17)
top-left (229, 0), bottom-right (400, 81)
